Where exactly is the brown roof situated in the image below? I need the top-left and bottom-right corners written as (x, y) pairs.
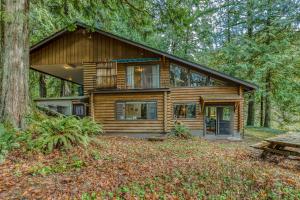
top-left (30, 21), bottom-right (258, 91)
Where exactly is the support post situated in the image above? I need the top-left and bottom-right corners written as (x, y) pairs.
top-left (163, 91), bottom-right (168, 133)
top-left (90, 92), bottom-right (95, 121)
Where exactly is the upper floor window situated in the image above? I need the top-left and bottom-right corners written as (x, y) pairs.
top-left (170, 64), bottom-right (189, 87)
top-left (126, 65), bottom-right (160, 89)
top-left (170, 63), bottom-right (227, 87)
top-left (190, 71), bottom-right (208, 87)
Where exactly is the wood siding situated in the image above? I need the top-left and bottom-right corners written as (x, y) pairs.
top-left (169, 87), bottom-right (242, 132)
top-left (30, 28), bottom-right (159, 65)
top-left (93, 92), bottom-right (165, 133)
top-left (31, 28), bottom-right (246, 134)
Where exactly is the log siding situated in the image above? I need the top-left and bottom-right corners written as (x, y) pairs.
top-left (30, 25), bottom-right (251, 135)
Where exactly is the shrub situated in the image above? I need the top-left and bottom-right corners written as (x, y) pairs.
top-left (169, 121), bottom-right (192, 139)
top-left (0, 123), bottom-right (19, 162)
top-left (23, 116), bottom-right (103, 153)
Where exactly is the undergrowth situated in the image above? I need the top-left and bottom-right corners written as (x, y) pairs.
top-left (0, 123), bottom-right (19, 162)
top-left (169, 121), bottom-right (192, 139)
top-left (0, 111), bottom-right (103, 161)
top-left (21, 114), bottom-right (103, 153)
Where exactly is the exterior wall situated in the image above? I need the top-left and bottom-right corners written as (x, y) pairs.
top-left (169, 87), bottom-right (242, 133)
top-left (30, 28), bottom-right (245, 134)
top-left (30, 28), bottom-right (159, 65)
top-left (93, 92), bottom-right (166, 133)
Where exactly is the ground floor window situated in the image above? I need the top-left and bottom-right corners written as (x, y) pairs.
top-left (116, 101), bottom-right (157, 120)
top-left (173, 103), bottom-right (196, 119)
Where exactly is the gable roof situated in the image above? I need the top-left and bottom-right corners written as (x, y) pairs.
top-left (30, 21), bottom-right (257, 91)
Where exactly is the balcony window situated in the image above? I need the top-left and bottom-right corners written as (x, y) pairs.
top-left (116, 101), bottom-right (157, 120)
top-left (190, 71), bottom-right (208, 87)
top-left (170, 63), bottom-right (227, 87)
top-left (170, 64), bottom-right (189, 87)
top-left (126, 65), bottom-right (160, 89)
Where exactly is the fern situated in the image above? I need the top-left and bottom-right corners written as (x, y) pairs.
top-left (0, 123), bottom-right (19, 162)
top-left (169, 121), bottom-right (192, 139)
top-left (23, 116), bottom-right (103, 153)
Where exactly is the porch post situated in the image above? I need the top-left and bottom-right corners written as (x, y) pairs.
top-left (90, 92), bottom-right (95, 121)
top-left (238, 86), bottom-right (243, 133)
top-left (163, 91), bottom-right (168, 133)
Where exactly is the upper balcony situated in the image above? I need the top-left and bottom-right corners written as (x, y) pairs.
top-left (93, 62), bottom-right (166, 90)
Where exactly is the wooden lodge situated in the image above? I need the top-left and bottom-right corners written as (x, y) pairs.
top-left (31, 22), bottom-right (257, 136)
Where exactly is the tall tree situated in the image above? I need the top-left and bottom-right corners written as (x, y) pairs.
top-left (0, 0), bottom-right (29, 128)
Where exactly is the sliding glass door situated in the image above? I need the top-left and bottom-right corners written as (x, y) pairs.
top-left (205, 106), bottom-right (234, 135)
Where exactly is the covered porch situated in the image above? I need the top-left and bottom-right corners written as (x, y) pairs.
top-left (200, 94), bottom-right (244, 137)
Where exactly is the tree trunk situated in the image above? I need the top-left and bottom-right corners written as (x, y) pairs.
top-left (39, 74), bottom-right (47, 98)
top-left (264, 70), bottom-right (271, 127)
top-left (246, 93), bottom-right (255, 126)
top-left (263, 0), bottom-right (272, 128)
top-left (246, 0), bottom-right (255, 126)
top-left (0, 0), bottom-right (29, 128)
top-left (225, 0), bottom-right (231, 43)
top-left (260, 94), bottom-right (264, 127)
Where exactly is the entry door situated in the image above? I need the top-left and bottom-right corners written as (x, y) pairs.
top-left (205, 106), bottom-right (234, 135)
top-left (217, 106), bottom-right (234, 135)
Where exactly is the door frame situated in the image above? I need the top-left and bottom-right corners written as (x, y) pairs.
top-left (203, 104), bottom-right (235, 136)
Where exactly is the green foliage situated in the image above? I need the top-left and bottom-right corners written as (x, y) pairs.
top-left (169, 121), bottom-right (192, 139)
top-left (81, 192), bottom-right (97, 200)
top-left (0, 123), bottom-right (19, 162)
top-left (29, 157), bottom-right (85, 176)
top-left (22, 115), bottom-right (103, 153)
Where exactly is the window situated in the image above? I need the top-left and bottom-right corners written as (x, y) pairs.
top-left (207, 77), bottom-right (226, 86)
top-left (170, 63), bottom-right (228, 87)
top-left (127, 65), bottom-right (160, 89)
top-left (173, 103), bottom-right (196, 119)
top-left (116, 101), bottom-right (157, 120)
top-left (170, 64), bottom-right (189, 87)
top-left (190, 71), bottom-right (208, 87)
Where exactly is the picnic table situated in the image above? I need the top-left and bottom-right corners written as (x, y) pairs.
top-left (251, 133), bottom-right (300, 158)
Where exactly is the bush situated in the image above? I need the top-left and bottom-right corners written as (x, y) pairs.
top-left (0, 123), bottom-right (19, 162)
top-left (169, 121), bottom-right (192, 139)
top-left (22, 116), bottom-right (103, 153)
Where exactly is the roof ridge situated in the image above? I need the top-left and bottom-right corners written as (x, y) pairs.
top-left (30, 21), bottom-right (258, 90)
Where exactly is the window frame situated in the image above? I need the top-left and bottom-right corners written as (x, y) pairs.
top-left (169, 63), bottom-right (190, 87)
top-left (173, 102), bottom-right (197, 120)
top-left (115, 100), bottom-right (158, 121)
top-left (125, 64), bottom-right (160, 89)
top-left (190, 70), bottom-right (209, 87)
top-left (169, 63), bottom-right (227, 88)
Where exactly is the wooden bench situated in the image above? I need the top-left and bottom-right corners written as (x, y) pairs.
top-left (251, 133), bottom-right (300, 159)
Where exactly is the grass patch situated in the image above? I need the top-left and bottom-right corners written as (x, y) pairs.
top-left (28, 156), bottom-right (85, 176)
top-left (244, 126), bottom-right (287, 143)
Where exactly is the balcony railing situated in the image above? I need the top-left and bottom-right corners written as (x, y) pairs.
top-left (94, 61), bottom-right (117, 89)
top-left (94, 75), bottom-right (117, 89)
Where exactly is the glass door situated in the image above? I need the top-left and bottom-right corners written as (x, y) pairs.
top-left (205, 106), bottom-right (234, 135)
top-left (205, 106), bottom-right (217, 135)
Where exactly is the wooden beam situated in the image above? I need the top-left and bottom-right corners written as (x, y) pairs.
top-left (90, 92), bottom-right (95, 121)
top-left (163, 91), bottom-right (168, 133)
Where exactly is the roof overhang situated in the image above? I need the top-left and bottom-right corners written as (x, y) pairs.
top-left (200, 94), bottom-right (243, 112)
top-left (30, 21), bottom-right (258, 91)
top-left (31, 64), bottom-right (83, 85)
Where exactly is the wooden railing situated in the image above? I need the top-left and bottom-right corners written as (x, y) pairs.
top-left (94, 75), bottom-right (117, 89)
top-left (94, 62), bottom-right (117, 89)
